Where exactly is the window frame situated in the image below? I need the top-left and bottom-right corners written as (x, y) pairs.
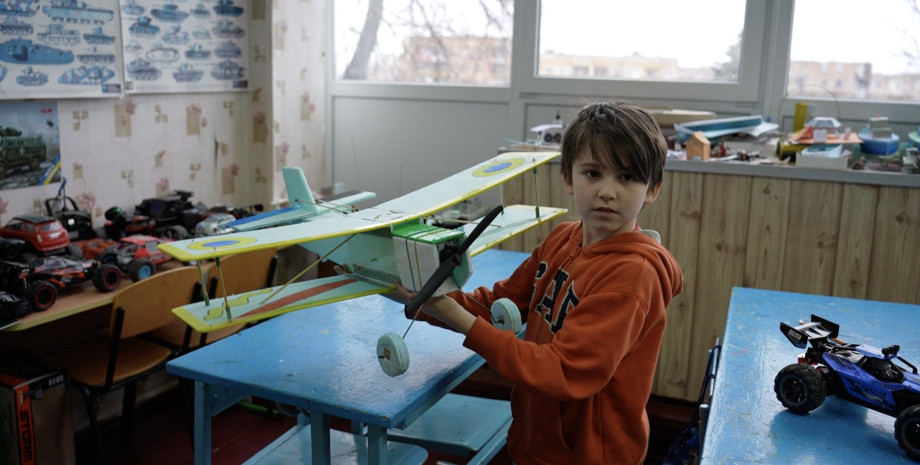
top-left (515, 0), bottom-right (769, 103)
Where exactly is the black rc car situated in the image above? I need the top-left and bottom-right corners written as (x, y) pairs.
top-left (1, 256), bottom-right (121, 311)
top-left (774, 315), bottom-right (920, 461)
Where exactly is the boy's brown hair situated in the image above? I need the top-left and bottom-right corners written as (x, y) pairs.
top-left (560, 101), bottom-right (667, 191)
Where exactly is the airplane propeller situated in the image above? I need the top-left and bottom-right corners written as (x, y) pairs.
top-left (376, 205), bottom-right (507, 377)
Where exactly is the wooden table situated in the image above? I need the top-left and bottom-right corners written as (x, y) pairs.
top-left (3, 260), bottom-right (196, 332)
top-left (702, 287), bottom-right (920, 464)
top-left (166, 248), bottom-right (527, 465)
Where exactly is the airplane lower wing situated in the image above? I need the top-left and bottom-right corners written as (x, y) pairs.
top-left (173, 274), bottom-right (394, 333)
top-left (465, 205), bottom-right (569, 256)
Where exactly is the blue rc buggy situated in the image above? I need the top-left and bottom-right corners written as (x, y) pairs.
top-left (773, 315), bottom-right (920, 461)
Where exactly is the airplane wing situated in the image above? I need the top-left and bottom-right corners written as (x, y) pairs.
top-left (229, 190), bottom-right (376, 232)
top-left (173, 274), bottom-right (394, 333)
top-left (159, 152), bottom-right (560, 262)
top-left (464, 205), bottom-right (568, 256)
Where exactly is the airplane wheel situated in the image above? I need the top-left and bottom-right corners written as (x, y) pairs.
top-left (491, 298), bottom-right (522, 333)
top-left (376, 333), bottom-right (409, 377)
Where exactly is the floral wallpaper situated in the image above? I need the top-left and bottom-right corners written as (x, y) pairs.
top-left (0, 0), bottom-right (314, 228)
top-left (270, 0), bottom-right (325, 202)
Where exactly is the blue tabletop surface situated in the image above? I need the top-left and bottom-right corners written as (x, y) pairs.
top-left (703, 287), bottom-right (920, 464)
top-left (167, 248), bottom-right (528, 429)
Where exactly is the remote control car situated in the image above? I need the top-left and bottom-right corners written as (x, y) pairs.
top-left (94, 234), bottom-right (174, 282)
top-left (0, 290), bottom-right (30, 321)
top-left (0, 215), bottom-right (74, 263)
top-left (774, 315), bottom-right (920, 461)
top-left (44, 177), bottom-right (97, 241)
top-left (193, 212), bottom-right (235, 237)
top-left (1, 256), bottom-right (120, 311)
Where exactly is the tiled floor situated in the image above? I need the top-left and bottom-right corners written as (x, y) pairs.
top-left (74, 387), bottom-right (512, 465)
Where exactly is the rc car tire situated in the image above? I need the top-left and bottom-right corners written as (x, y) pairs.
top-left (774, 363), bottom-right (826, 414)
top-left (128, 258), bottom-right (155, 282)
top-left (20, 252), bottom-right (38, 265)
top-left (165, 225), bottom-right (190, 240)
top-left (25, 281), bottom-right (56, 311)
top-left (96, 249), bottom-right (118, 265)
top-left (896, 405), bottom-right (920, 461)
top-left (66, 243), bottom-right (84, 258)
top-left (92, 264), bottom-right (121, 292)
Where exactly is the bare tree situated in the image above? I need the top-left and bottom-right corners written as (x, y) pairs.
top-left (344, 0), bottom-right (384, 80)
top-left (343, 0), bottom-right (513, 84)
top-left (902, 0), bottom-right (920, 70)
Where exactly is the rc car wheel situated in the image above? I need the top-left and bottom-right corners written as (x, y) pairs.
top-left (896, 405), bottom-right (920, 461)
top-left (0, 162), bottom-right (6, 179)
top-left (30, 156), bottom-right (42, 171)
top-left (128, 258), bottom-right (155, 282)
top-left (19, 252), bottom-right (38, 265)
top-left (92, 264), bottom-right (121, 291)
top-left (66, 243), bottom-right (84, 258)
top-left (96, 249), bottom-right (118, 265)
top-left (774, 363), bottom-right (826, 414)
top-left (25, 281), bottom-right (56, 311)
top-left (163, 225), bottom-right (190, 240)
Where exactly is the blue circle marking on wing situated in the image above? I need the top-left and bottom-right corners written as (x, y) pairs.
top-left (484, 162), bottom-right (512, 173)
top-left (203, 240), bottom-right (240, 247)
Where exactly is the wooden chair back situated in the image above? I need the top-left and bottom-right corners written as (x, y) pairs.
top-left (211, 248), bottom-right (277, 297)
top-left (111, 266), bottom-right (201, 339)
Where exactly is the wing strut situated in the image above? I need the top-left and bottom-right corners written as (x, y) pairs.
top-left (533, 168), bottom-right (540, 218)
top-left (259, 234), bottom-right (356, 304)
top-left (215, 257), bottom-right (233, 319)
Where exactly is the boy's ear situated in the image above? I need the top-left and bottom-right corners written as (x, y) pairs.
top-left (644, 182), bottom-right (662, 205)
top-left (563, 173), bottom-right (574, 195)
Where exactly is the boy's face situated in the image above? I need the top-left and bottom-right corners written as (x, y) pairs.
top-left (564, 149), bottom-right (661, 246)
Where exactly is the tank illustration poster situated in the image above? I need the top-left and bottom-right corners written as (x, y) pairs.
top-left (0, 0), bottom-right (124, 99)
top-left (119, 0), bottom-right (249, 93)
top-left (0, 101), bottom-right (61, 190)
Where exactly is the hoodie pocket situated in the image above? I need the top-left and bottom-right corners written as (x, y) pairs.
top-left (529, 395), bottom-right (573, 462)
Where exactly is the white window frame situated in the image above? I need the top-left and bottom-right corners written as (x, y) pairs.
top-left (765, 1), bottom-right (920, 127)
top-left (515, 0), bottom-right (769, 104)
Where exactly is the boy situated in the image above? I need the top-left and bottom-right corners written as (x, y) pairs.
top-left (397, 101), bottom-right (683, 465)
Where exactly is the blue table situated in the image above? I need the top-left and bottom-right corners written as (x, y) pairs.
top-left (703, 288), bottom-right (920, 464)
top-left (166, 249), bottom-right (527, 465)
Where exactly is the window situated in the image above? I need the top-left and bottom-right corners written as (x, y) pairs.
top-left (538, 0), bottom-right (745, 82)
top-left (788, 0), bottom-right (920, 101)
top-left (334, 0), bottom-right (514, 86)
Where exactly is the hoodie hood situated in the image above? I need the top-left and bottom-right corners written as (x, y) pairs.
top-left (566, 221), bottom-right (683, 304)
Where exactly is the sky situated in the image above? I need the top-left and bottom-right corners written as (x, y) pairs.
top-left (335, 0), bottom-right (920, 77)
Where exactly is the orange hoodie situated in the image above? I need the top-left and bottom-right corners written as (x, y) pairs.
top-left (452, 221), bottom-right (682, 465)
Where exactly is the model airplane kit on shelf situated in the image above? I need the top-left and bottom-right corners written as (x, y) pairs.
top-left (157, 152), bottom-right (567, 376)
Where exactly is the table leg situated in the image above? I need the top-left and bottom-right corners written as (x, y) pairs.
top-left (194, 381), bottom-right (212, 465)
top-left (310, 410), bottom-right (331, 465)
top-left (367, 424), bottom-right (388, 465)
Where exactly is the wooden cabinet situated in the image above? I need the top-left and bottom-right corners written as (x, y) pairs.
top-left (501, 164), bottom-right (920, 401)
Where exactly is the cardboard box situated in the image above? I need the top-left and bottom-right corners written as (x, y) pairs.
top-left (0, 353), bottom-right (74, 465)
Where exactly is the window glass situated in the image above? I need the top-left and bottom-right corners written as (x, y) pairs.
top-left (334, 0), bottom-right (513, 85)
top-left (538, 0), bottom-right (745, 82)
top-left (789, 1), bottom-right (920, 101)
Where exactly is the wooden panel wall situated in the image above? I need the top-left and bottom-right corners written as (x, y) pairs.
top-left (502, 168), bottom-right (920, 401)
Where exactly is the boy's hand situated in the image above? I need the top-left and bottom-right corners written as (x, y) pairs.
top-left (394, 281), bottom-right (476, 335)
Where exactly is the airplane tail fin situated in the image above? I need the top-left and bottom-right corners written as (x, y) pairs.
top-left (283, 167), bottom-right (317, 214)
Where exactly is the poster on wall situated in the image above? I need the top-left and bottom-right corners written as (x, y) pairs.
top-left (118, 0), bottom-right (249, 93)
top-left (0, 101), bottom-right (61, 190)
top-left (0, 0), bottom-right (124, 99)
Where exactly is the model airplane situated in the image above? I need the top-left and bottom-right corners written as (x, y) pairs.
top-left (158, 152), bottom-right (567, 375)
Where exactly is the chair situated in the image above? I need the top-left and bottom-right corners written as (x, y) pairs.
top-left (663, 338), bottom-right (722, 465)
top-left (146, 248), bottom-right (278, 351)
top-left (43, 266), bottom-right (203, 465)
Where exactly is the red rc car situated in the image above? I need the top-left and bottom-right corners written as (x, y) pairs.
top-left (94, 235), bottom-right (174, 282)
top-left (1, 256), bottom-right (120, 311)
top-left (0, 215), bottom-right (78, 264)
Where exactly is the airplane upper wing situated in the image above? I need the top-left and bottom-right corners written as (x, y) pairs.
top-left (159, 152), bottom-right (560, 262)
top-left (465, 205), bottom-right (568, 256)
